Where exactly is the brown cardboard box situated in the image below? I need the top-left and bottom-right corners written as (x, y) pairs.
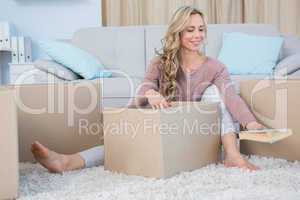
top-left (0, 80), bottom-right (103, 199)
top-left (0, 89), bottom-right (18, 200)
top-left (104, 101), bottom-right (221, 178)
top-left (1, 80), bottom-right (103, 162)
top-left (239, 79), bottom-right (300, 161)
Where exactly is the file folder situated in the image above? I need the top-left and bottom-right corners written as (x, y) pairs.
top-left (24, 37), bottom-right (32, 63)
top-left (3, 22), bottom-right (11, 50)
top-left (11, 37), bottom-right (18, 63)
top-left (0, 22), bottom-right (12, 50)
top-left (18, 37), bottom-right (32, 63)
top-left (0, 23), bottom-right (4, 49)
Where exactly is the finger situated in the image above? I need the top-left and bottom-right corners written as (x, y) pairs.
top-left (156, 104), bottom-right (161, 109)
top-left (151, 104), bottom-right (158, 109)
top-left (159, 103), bottom-right (164, 109)
top-left (161, 101), bottom-right (170, 108)
top-left (160, 101), bottom-right (165, 108)
top-left (157, 100), bottom-right (166, 109)
top-left (261, 124), bottom-right (266, 129)
top-left (258, 123), bottom-right (266, 130)
top-left (165, 101), bottom-right (172, 107)
top-left (151, 104), bottom-right (155, 109)
top-left (256, 124), bottom-right (264, 130)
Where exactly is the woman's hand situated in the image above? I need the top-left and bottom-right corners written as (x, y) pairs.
top-left (245, 121), bottom-right (265, 130)
top-left (145, 89), bottom-right (171, 109)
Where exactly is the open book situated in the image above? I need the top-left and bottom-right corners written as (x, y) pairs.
top-left (239, 129), bottom-right (293, 144)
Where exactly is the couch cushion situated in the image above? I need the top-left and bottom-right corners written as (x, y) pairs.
top-left (218, 32), bottom-right (283, 74)
top-left (39, 40), bottom-right (112, 79)
top-left (280, 35), bottom-right (300, 59)
top-left (288, 69), bottom-right (300, 78)
top-left (34, 59), bottom-right (82, 81)
top-left (206, 24), bottom-right (280, 58)
top-left (275, 53), bottom-right (300, 76)
top-left (72, 26), bottom-right (146, 78)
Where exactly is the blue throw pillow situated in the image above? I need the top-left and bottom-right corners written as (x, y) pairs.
top-left (218, 32), bottom-right (283, 74)
top-left (39, 40), bottom-right (112, 79)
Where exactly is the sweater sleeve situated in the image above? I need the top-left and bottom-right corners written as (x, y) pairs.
top-left (133, 58), bottom-right (161, 106)
top-left (212, 64), bottom-right (256, 128)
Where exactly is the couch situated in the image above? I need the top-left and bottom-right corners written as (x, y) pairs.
top-left (26, 24), bottom-right (300, 108)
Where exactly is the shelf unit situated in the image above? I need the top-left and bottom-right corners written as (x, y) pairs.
top-left (0, 21), bottom-right (32, 85)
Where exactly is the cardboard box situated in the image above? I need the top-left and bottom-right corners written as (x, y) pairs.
top-left (0, 89), bottom-right (18, 200)
top-left (1, 80), bottom-right (103, 162)
top-left (239, 79), bottom-right (300, 161)
top-left (104, 101), bottom-right (221, 178)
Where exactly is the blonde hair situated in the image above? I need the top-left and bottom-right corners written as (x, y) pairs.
top-left (157, 6), bottom-right (207, 100)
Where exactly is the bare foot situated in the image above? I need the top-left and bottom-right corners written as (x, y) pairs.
top-left (224, 154), bottom-right (260, 171)
top-left (31, 141), bottom-right (70, 173)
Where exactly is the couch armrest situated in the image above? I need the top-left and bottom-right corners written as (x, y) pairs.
top-left (274, 53), bottom-right (300, 76)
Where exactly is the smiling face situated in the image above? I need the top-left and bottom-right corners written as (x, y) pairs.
top-left (180, 14), bottom-right (206, 52)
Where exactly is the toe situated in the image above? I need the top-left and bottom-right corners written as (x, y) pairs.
top-left (31, 141), bottom-right (49, 159)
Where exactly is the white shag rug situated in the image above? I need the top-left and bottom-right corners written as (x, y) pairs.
top-left (18, 156), bottom-right (300, 200)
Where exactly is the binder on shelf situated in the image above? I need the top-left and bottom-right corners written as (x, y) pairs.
top-left (0, 22), bottom-right (14, 50)
top-left (0, 22), bottom-right (4, 49)
top-left (11, 37), bottom-right (18, 63)
top-left (3, 22), bottom-right (11, 50)
top-left (24, 37), bottom-right (32, 63)
top-left (18, 37), bottom-right (32, 63)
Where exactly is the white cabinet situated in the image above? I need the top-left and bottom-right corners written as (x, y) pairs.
top-left (0, 21), bottom-right (33, 85)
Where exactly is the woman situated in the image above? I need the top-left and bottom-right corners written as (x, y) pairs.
top-left (31, 6), bottom-right (264, 173)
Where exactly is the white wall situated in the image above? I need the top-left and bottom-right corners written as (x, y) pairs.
top-left (0, 0), bottom-right (102, 83)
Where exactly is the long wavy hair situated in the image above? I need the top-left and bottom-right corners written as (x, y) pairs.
top-left (157, 6), bottom-right (207, 100)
